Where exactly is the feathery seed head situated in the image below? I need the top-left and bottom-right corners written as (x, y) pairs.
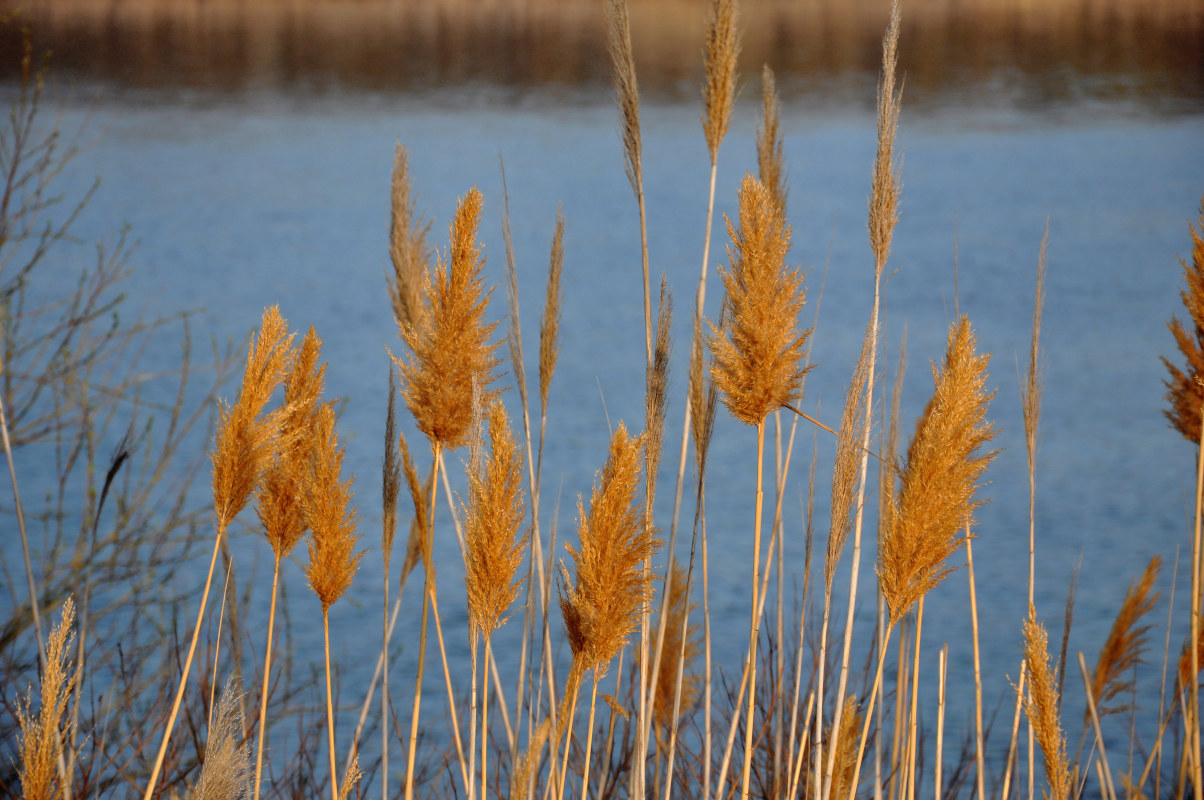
top-left (708, 174), bottom-right (811, 427)
top-left (1091, 556), bottom-right (1160, 717)
top-left (395, 187), bottom-right (500, 451)
top-left (649, 560), bottom-right (701, 733)
top-left (702, 0), bottom-right (739, 163)
top-left (757, 64), bottom-right (787, 220)
top-left (17, 598), bottom-right (76, 800)
top-left (879, 316), bottom-right (997, 625)
top-left (388, 145), bottom-right (433, 333)
top-left (462, 400), bottom-right (528, 637)
top-left (212, 306), bottom-right (295, 533)
top-left (304, 404), bottom-right (363, 612)
top-left (1162, 198), bottom-right (1204, 443)
top-left (539, 210), bottom-right (565, 415)
top-left (559, 423), bottom-right (659, 676)
top-left (1022, 609), bottom-right (1072, 800)
top-left (256, 325), bottom-right (325, 562)
top-left (869, 0), bottom-right (903, 278)
top-left (189, 677), bottom-right (251, 800)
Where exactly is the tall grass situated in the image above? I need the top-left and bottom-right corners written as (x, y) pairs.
top-left (5, 6), bottom-right (1204, 800)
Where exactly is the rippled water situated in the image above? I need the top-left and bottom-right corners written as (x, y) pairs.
top-left (4, 1), bottom-right (1204, 789)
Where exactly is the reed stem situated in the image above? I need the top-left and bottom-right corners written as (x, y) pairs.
top-left (253, 557), bottom-right (282, 800)
top-left (405, 444), bottom-right (441, 800)
top-left (740, 420), bottom-right (766, 800)
top-left (324, 608), bottom-right (338, 800)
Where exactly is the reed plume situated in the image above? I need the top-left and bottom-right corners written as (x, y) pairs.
top-left (827, 324), bottom-right (871, 590)
top-left (757, 64), bottom-right (786, 221)
top-left (560, 423), bottom-right (656, 676)
top-left (190, 678), bottom-right (251, 800)
top-left (702, 0), bottom-right (739, 165)
top-left (1090, 556), bottom-right (1161, 717)
top-left (464, 400), bottom-right (528, 638)
top-left (395, 186), bottom-right (501, 451)
top-left (17, 597), bottom-right (75, 800)
top-left (650, 559), bottom-right (701, 737)
top-left (558, 422), bottom-right (657, 800)
top-left (645, 278), bottom-right (672, 514)
top-left (708, 174), bottom-right (810, 428)
top-left (869, 0), bottom-right (903, 278)
top-left (1023, 609), bottom-right (1072, 800)
top-left (539, 209), bottom-right (565, 419)
top-left (252, 325), bottom-right (325, 800)
top-left (879, 316), bottom-right (997, 626)
top-left (304, 402), bottom-right (363, 800)
top-left (304, 403), bottom-right (363, 613)
top-left (827, 696), bottom-right (863, 800)
top-left (1162, 199), bottom-right (1204, 443)
top-left (389, 145), bottom-right (433, 334)
top-left (145, 307), bottom-right (294, 800)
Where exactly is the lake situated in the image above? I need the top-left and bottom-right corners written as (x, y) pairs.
top-left (2, 0), bottom-right (1204, 795)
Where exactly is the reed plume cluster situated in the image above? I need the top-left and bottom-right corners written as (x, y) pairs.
top-left (14, 10), bottom-right (1204, 800)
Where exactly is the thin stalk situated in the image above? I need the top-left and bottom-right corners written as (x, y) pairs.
top-left (430, 590), bottom-right (470, 790)
top-left (824, 268), bottom-right (884, 800)
top-left (847, 620), bottom-right (899, 800)
top-left (581, 677), bottom-right (600, 800)
top-left (905, 599), bottom-right (925, 800)
top-left (1193, 401), bottom-right (1204, 800)
top-left (788, 692), bottom-right (818, 800)
top-left (740, 421), bottom-right (767, 800)
top-left (702, 502), bottom-right (714, 800)
top-left (404, 444), bottom-right (441, 800)
top-left (1078, 652), bottom-right (1118, 800)
top-left (936, 644), bottom-right (948, 800)
top-left (483, 638), bottom-right (494, 800)
top-left (470, 633), bottom-right (479, 800)
top-left (1001, 661), bottom-right (1028, 800)
top-left (142, 524), bottom-right (225, 800)
top-left (967, 533), bottom-right (987, 800)
top-left (253, 557), bottom-right (283, 800)
top-left (324, 608), bottom-right (339, 800)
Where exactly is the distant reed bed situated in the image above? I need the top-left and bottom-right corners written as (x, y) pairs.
top-left (2, 2), bottom-right (1204, 800)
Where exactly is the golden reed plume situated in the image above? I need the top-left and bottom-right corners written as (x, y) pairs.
top-left (879, 316), bottom-right (997, 625)
top-left (708, 174), bottom-right (810, 428)
top-left (395, 186), bottom-right (500, 451)
top-left (463, 400), bottom-right (528, 637)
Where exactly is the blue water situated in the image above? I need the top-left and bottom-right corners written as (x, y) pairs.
top-left (7, 78), bottom-right (1204, 787)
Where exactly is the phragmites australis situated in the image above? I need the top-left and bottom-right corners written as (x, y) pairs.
top-left (879, 316), bottom-right (997, 626)
top-left (395, 186), bottom-right (500, 452)
top-left (708, 174), bottom-right (811, 428)
top-left (1162, 198), bottom-right (1204, 443)
top-left (463, 401), bottom-right (528, 638)
top-left (560, 423), bottom-right (658, 676)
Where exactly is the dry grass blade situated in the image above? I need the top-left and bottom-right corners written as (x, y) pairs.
top-left (826, 320), bottom-right (871, 589)
top-left (1023, 610), bottom-right (1072, 800)
top-left (304, 403), bottom-right (364, 612)
top-left (708, 174), bottom-right (811, 427)
top-left (559, 422), bottom-right (658, 675)
top-left (1091, 556), bottom-right (1161, 717)
top-left (1163, 199), bottom-right (1204, 442)
top-left (869, 0), bottom-right (903, 278)
top-left (701, 0), bottom-right (739, 164)
top-left (395, 186), bottom-right (501, 451)
top-left (388, 144), bottom-right (433, 333)
top-left (879, 315), bottom-right (997, 625)
top-left (757, 64), bottom-right (787, 221)
top-left (212, 305), bottom-right (294, 532)
top-left (463, 400), bottom-right (529, 637)
top-left (540, 208), bottom-right (565, 415)
top-left (650, 559), bottom-right (701, 736)
top-left (190, 677), bottom-right (251, 800)
top-left (17, 597), bottom-right (76, 800)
